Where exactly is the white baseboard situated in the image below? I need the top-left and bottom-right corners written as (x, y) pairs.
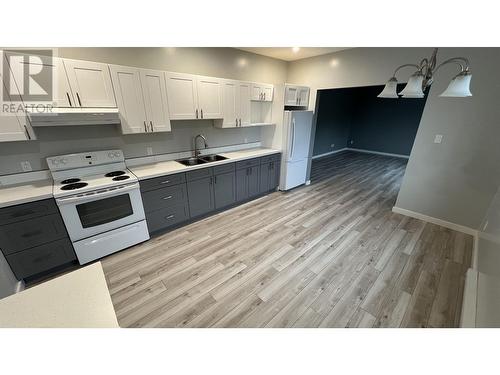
top-left (392, 206), bottom-right (478, 236)
top-left (312, 148), bottom-right (348, 159)
top-left (347, 148), bottom-right (410, 159)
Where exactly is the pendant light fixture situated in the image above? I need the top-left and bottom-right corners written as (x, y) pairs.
top-left (378, 48), bottom-right (472, 99)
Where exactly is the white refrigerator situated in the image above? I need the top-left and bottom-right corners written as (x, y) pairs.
top-left (279, 110), bottom-right (314, 191)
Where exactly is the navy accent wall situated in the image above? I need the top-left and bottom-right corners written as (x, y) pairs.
top-left (313, 84), bottom-right (429, 157)
top-left (312, 88), bottom-right (358, 156)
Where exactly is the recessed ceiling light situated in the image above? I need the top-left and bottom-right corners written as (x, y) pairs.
top-left (292, 47), bottom-right (300, 53)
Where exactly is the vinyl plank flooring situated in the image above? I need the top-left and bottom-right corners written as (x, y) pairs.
top-left (101, 151), bottom-right (472, 328)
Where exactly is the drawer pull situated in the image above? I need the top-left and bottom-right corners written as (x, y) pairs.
top-left (162, 195), bottom-right (173, 200)
top-left (11, 209), bottom-right (37, 218)
top-left (21, 230), bottom-right (42, 238)
top-left (33, 253), bottom-right (53, 263)
top-left (160, 180), bottom-right (171, 184)
top-left (165, 214), bottom-right (175, 220)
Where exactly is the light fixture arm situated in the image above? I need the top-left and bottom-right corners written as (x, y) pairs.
top-left (433, 57), bottom-right (470, 75)
top-left (392, 63), bottom-right (421, 78)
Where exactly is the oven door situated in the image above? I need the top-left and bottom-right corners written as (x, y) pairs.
top-left (56, 183), bottom-right (146, 241)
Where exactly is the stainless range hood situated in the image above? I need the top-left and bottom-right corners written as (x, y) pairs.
top-left (26, 107), bottom-right (121, 127)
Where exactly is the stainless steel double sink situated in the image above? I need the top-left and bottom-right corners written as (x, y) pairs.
top-left (176, 154), bottom-right (228, 166)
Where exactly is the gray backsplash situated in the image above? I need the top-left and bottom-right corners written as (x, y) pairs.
top-left (0, 121), bottom-right (261, 175)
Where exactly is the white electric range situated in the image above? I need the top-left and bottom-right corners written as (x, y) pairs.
top-left (47, 150), bottom-right (149, 265)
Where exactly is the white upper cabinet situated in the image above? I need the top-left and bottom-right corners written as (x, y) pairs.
top-left (298, 86), bottom-right (310, 107)
top-left (221, 80), bottom-right (238, 128)
top-left (109, 65), bottom-right (148, 134)
top-left (284, 84), bottom-right (310, 107)
top-left (196, 76), bottom-right (223, 119)
top-left (0, 80), bottom-right (34, 142)
top-left (140, 69), bottom-right (171, 133)
top-left (251, 83), bottom-right (273, 102)
top-left (110, 65), bottom-right (171, 134)
top-left (238, 82), bottom-right (251, 126)
top-left (220, 80), bottom-right (251, 128)
top-left (165, 72), bottom-right (223, 120)
top-left (4, 52), bottom-right (74, 108)
top-left (284, 85), bottom-right (299, 106)
top-left (165, 72), bottom-right (198, 120)
top-left (63, 59), bottom-right (116, 108)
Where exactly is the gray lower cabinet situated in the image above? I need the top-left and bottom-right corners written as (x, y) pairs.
top-left (187, 176), bottom-right (215, 218)
top-left (145, 204), bottom-right (190, 233)
top-left (259, 158), bottom-right (281, 193)
top-left (6, 238), bottom-right (75, 280)
top-left (141, 154), bottom-right (280, 236)
top-left (236, 165), bottom-right (260, 201)
top-left (214, 171), bottom-right (236, 209)
top-left (140, 173), bottom-right (190, 234)
top-left (0, 198), bottom-right (76, 281)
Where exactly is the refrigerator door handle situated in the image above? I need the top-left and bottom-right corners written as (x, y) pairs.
top-left (290, 117), bottom-right (296, 160)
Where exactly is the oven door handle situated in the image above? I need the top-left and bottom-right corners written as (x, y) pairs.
top-left (56, 183), bottom-right (139, 205)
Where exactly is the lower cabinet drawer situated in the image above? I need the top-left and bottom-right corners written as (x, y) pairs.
top-left (0, 213), bottom-right (68, 255)
top-left (146, 204), bottom-right (190, 233)
top-left (260, 153), bottom-right (281, 164)
top-left (141, 184), bottom-right (188, 213)
top-left (236, 158), bottom-right (260, 170)
top-left (6, 238), bottom-right (76, 280)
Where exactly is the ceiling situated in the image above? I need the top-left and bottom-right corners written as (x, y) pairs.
top-left (237, 47), bottom-right (351, 62)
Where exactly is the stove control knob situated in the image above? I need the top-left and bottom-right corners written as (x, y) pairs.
top-left (60, 158), bottom-right (68, 165)
top-left (113, 151), bottom-right (121, 158)
top-left (52, 159), bottom-right (60, 165)
top-left (108, 152), bottom-right (114, 158)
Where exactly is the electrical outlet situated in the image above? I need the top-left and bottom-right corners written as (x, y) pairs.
top-left (330, 143), bottom-right (335, 148)
top-left (146, 147), bottom-right (153, 156)
top-left (434, 134), bottom-right (443, 144)
top-left (21, 161), bottom-right (32, 172)
top-left (350, 140), bottom-right (354, 145)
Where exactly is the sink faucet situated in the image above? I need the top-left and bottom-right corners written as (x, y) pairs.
top-left (194, 134), bottom-right (208, 157)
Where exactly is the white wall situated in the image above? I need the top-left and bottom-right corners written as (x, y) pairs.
top-left (287, 47), bottom-right (500, 230)
top-left (0, 48), bottom-right (287, 175)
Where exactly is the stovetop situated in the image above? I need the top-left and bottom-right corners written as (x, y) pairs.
top-left (53, 169), bottom-right (138, 198)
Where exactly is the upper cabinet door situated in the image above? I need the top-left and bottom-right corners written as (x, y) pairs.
top-left (298, 87), bottom-right (310, 107)
top-left (4, 52), bottom-right (74, 108)
top-left (238, 82), bottom-right (251, 126)
top-left (196, 76), bottom-right (223, 119)
top-left (221, 80), bottom-right (238, 128)
top-left (262, 85), bottom-right (273, 102)
top-left (63, 59), bottom-right (116, 108)
top-left (140, 69), bottom-right (171, 133)
top-left (165, 72), bottom-right (198, 120)
top-left (0, 79), bottom-right (32, 142)
top-left (109, 64), bottom-right (148, 134)
top-left (251, 83), bottom-right (263, 101)
top-left (284, 85), bottom-right (299, 106)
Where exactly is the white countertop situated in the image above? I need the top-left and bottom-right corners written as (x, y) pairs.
top-left (0, 262), bottom-right (119, 328)
top-left (0, 179), bottom-right (54, 209)
top-left (129, 147), bottom-right (281, 180)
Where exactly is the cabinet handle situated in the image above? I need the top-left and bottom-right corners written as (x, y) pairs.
top-left (76, 92), bottom-right (82, 106)
top-left (264, 92), bottom-right (266, 100)
top-left (162, 195), bottom-right (173, 200)
top-left (201, 109), bottom-right (203, 119)
top-left (209, 176), bottom-right (213, 185)
top-left (66, 92), bottom-right (72, 107)
top-left (236, 117), bottom-right (238, 126)
top-left (24, 125), bottom-right (31, 140)
top-left (150, 121), bottom-right (154, 132)
top-left (196, 109), bottom-right (198, 119)
top-left (166, 214), bottom-right (175, 220)
top-left (214, 175), bottom-right (217, 184)
top-left (246, 168), bottom-right (249, 176)
top-left (160, 180), bottom-right (170, 184)
top-left (239, 118), bottom-right (242, 127)
top-left (21, 229), bottom-right (42, 238)
top-left (144, 121), bottom-right (147, 132)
